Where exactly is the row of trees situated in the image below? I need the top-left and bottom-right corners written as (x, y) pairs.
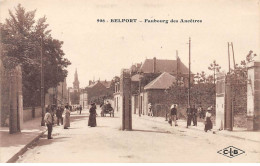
top-left (166, 53), bottom-right (253, 113)
top-left (0, 4), bottom-right (71, 107)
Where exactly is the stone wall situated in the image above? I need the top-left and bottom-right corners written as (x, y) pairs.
top-left (23, 107), bottom-right (42, 122)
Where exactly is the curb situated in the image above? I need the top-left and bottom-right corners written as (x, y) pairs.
top-left (6, 129), bottom-right (47, 163)
top-left (139, 116), bottom-right (260, 143)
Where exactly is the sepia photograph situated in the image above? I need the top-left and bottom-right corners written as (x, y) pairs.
top-left (0, 0), bottom-right (260, 163)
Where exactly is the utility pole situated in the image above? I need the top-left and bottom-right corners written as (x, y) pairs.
top-left (176, 50), bottom-right (179, 77)
top-left (228, 42), bottom-right (231, 73)
top-left (139, 73), bottom-right (142, 117)
top-left (188, 37), bottom-right (191, 107)
top-left (176, 50), bottom-right (180, 106)
top-left (40, 36), bottom-right (45, 126)
top-left (231, 42), bottom-right (236, 69)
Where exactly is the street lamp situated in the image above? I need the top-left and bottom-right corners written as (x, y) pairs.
top-left (40, 36), bottom-right (45, 126)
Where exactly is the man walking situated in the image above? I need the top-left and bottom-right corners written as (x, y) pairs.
top-left (170, 104), bottom-right (178, 126)
top-left (79, 105), bottom-right (82, 114)
top-left (56, 106), bottom-right (63, 125)
top-left (186, 105), bottom-right (193, 128)
top-left (44, 108), bottom-right (53, 139)
top-left (192, 104), bottom-right (198, 126)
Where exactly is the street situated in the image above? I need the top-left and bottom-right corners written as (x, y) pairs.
top-left (16, 109), bottom-right (260, 163)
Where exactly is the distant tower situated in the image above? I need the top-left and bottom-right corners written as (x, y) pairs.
top-left (73, 69), bottom-right (80, 91)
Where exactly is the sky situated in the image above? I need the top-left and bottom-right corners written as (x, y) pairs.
top-left (1, 0), bottom-right (259, 88)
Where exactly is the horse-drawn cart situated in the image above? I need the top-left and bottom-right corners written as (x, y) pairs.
top-left (100, 103), bottom-right (114, 117)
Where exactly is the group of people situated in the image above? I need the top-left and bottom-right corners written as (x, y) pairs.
top-left (149, 103), bottom-right (213, 132)
top-left (186, 105), bottom-right (213, 132)
top-left (44, 102), bottom-right (98, 139)
top-left (44, 104), bottom-right (71, 139)
top-left (76, 105), bottom-right (83, 114)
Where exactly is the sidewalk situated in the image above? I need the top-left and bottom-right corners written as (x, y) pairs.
top-left (137, 115), bottom-right (260, 143)
top-left (0, 117), bottom-right (47, 163)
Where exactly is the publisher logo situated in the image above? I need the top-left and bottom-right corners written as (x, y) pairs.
top-left (217, 146), bottom-right (245, 158)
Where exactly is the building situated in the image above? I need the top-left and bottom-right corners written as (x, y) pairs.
top-left (115, 57), bottom-right (192, 116)
top-left (142, 72), bottom-right (176, 116)
top-left (73, 69), bottom-right (80, 91)
top-left (68, 69), bottom-right (80, 105)
top-left (45, 79), bottom-right (68, 106)
top-left (83, 80), bottom-right (114, 106)
top-left (79, 89), bottom-right (88, 109)
top-left (114, 80), bottom-right (121, 113)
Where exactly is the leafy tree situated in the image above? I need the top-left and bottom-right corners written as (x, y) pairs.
top-left (194, 71), bottom-right (207, 84)
top-left (208, 60), bottom-right (221, 84)
top-left (0, 4), bottom-right (71, 107)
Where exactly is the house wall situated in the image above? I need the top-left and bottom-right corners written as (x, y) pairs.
top-left (131, 95), bottom-right (139, 114)
top-left (143, 89), bottom-right (170, 117)
top-left (113, 93), bottom-right (122, 113)
top-left (80, 92), bottom-right (88, 109)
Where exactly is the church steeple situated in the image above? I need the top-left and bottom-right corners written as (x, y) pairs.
top-left (73, 68), bottom-right (80, 90)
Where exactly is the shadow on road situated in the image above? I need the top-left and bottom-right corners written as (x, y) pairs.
top-left (132, 129), bottom-right (171, 134)
top-left (36, 136), bottom-right (70, 147)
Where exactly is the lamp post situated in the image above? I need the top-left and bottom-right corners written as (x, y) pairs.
top-left (40, 36), bottom-right (45, 126)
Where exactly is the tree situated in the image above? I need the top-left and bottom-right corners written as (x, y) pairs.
top-left (208, 60), bottom-right (221, 84)
top-left (0, 4), bottom-right (71, 107)
top-left (194, 71), bottom-right (207, 84)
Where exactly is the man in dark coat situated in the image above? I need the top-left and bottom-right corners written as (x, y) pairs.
top-left (88, 102), bottom-right (97, 127)
top-left (56, 106), bottom-right (63, 125)
top-left (79, 105), bottom-right (82, 114)
top-left (186, 105), bottom-right (193, 128)
top-left (170, 104), bottom-right (178, 126)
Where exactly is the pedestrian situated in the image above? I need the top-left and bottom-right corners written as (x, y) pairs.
top-left (79, 105), bottom-right (82, 114)
top-left (192, 105), bottom-right (198, 126)
top-left (186, 105), bottom-right (193, 128)
top-left (63, 105), bottom-right (71, 129)
top-left (170, 104), bottom-right (178, 126)
top-left (88, 102), bottom-right (97, 127)
top-left (44, 107), bottom-right (53, 139)
top-left (100, 102), bottom-right (106, 117)
top-left (204, 107), bottom-right (213, 132)
top-left (148, 103), bottom-right (153, 117)
top-left (51, 104), bottom-right (56, 125)
top-left (56, 106), bottom-right (63, 125)
top-left (198, 106), bottom-right (203, 119)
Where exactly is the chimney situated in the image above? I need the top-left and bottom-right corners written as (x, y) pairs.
top-left (153, 57), bottom-right (156, 73)
top-left (89, 80), bottom-right (92, 85)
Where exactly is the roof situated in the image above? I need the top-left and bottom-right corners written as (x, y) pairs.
top-left (131, 74), bottom-right (141, 82)
top-left (87, 80), bottom-right (111, 89)
top-left (140, 58), bottom-right (189, 74)
top-left (144, 72), bottom-right (176, 90)
top-left (87, 81), bottom-right (99, 88)
top-left (100, 81), bottom-right (111, 88)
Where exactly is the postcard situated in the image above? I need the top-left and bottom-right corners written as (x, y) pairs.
top-left (0, 0), bottom-right (259, 163)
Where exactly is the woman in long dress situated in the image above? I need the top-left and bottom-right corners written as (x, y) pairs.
top-left (204, 107), bottom-right (213, 132)
top-left (88, 102), bottom-right (97, 127)
top-left (64, 105), bottom-right (71, 129)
